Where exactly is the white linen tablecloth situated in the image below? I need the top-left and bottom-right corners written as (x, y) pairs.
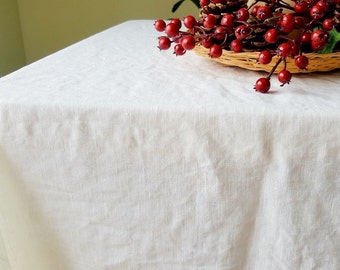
top-left (0, 20), bottom-right (339, 270)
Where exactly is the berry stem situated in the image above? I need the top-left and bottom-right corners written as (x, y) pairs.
top-left (266, 57), bottom-right (283, 80)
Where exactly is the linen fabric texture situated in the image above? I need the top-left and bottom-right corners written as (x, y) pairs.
top-left (0, 20), bottom-right (339, 270)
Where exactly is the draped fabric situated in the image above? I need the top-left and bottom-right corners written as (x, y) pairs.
top-left (0, 20), bottom-right (339, 270)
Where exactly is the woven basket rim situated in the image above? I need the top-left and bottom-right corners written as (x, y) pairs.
top-left (194, 46), bottom-right (340, 74)
top-left (212, 50), bottom-right (340, 56)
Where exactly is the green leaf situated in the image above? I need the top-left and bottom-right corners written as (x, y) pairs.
top-left (172, 0), bottom-right (186, 13)
top-left (172, 0), bottom-right (200, 13)
top-left (319, 28), bottom-right (340, 54)
top-left (190, 0), bottom-right (200, 8)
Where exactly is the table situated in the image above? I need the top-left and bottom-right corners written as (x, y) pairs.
top-left (0, 20), bottom-right (339, 270)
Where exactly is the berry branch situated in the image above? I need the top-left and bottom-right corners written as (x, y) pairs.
top-left (155, 0), bottom-right (340, 93)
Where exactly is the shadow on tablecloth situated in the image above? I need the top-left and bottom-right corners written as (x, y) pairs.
top-left (0, 149), bottom-right (72, 270)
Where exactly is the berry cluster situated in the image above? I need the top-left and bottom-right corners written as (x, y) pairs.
top-left (154, 0), bottom-right (340, 93)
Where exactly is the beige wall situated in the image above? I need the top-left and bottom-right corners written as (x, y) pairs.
top-left (1, 1), bottom-right (296, 76)
top-left (0, 0), bottom-right (26, 76)
top-left (0, 0), bottom-right (197, 75)
top-left (16, 0), bottom-right (198, 64)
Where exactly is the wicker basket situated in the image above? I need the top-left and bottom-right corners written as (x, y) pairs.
top-left (194, 46), bottom-right (340, 74)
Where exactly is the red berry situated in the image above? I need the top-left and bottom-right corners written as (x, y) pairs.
top-left (183, 15), bottom-right (197, 29)
top-left (170, 18), bottom-right (182, 30)
top-left (236, 8), bottom-right (249, 22)
top-left (154, 19), bottom-right (166, 32)
top-left (181, 35), bottom-right (196, 50)
top-left (277, 42), bottom-right (292, 57)
top-left (165, 23), bottom-right (180, 37)
top-left (257, 50), bottom-right (272, 64)
top-left (290, 43), bottom-right (300, 57)
top-left (281, 13), bottom-right (295, 25)
top-left (310, 5), bottom-right (324, 20)
top-left (311, 29), bottom-right (329, 50)
top-left (200, 0), bottom-right (210, 6)
top-left (294, 16), bottom-right (305, 29)
top-left (265, 29), bottom-right (279, 43)
top-left (203, 14), bottom-right (217, 29)
top-left (230, 39), bottom-right (243, 52)
top-left (209, 44), bottom-right (223, 58)
top-left (294, 1), bottom-right (309, 13)
top-left (214, 26), bottom-right (228, 40)
top-left (277, 69), bottom-right (292, 85)
top-left (158, 36), bottom-right (171, 50)
top-left (280, 13), bottom-right (295, 33)
top-left (322, 18), bottom-right (334, 31)
top-left (251, 5), bottom-right (260, 17)
top-left (234, 25), bottom-right (250, 40)
top-left (254, 77), bottom-right (271, 93)
top-left (220, 14), bottom-right (234, 28)
top-left (173, 44), bottom-right (186, 56)
top-left (294, 55), bottom-right (309, 69)
top-left (300, 31), bottom-right (311, 43)
top-left (256, 6), bottom-right (272, 21)
top-left (251, 5), bottom-right (260, 16)
top-left (316, 0), bottom-right (329, 12)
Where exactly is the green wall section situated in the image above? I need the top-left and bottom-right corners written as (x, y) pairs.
top-left (2, 0), bottom-right (197, 73)
top-left (0, 0), bottom-right (26, 76)
top-left (0, 0), bottom-right (198, 75)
